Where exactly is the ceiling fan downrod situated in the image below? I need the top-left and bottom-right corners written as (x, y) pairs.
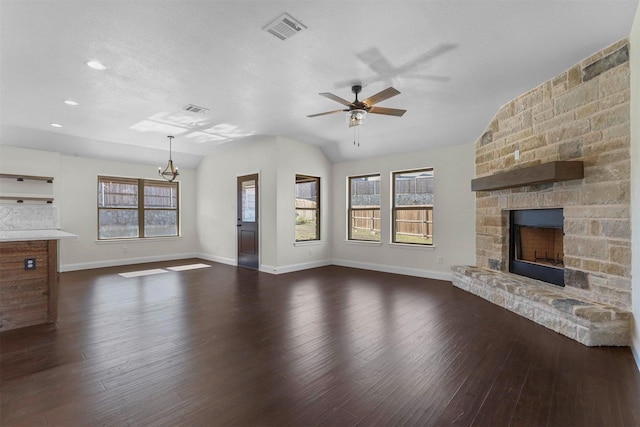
top-left (352, 85), bottom-right (362, 103)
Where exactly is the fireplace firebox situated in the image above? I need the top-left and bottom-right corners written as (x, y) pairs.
top-left (509, 208), bottom-right (564, 287)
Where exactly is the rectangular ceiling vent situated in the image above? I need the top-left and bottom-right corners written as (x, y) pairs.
top-left (264, 13), bottom-right (306, 41)
top-left (184, 104), bottom-right (209, 114)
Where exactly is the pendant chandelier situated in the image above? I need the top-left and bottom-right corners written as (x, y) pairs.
top-left (158, 135), bottom-right (179, 182)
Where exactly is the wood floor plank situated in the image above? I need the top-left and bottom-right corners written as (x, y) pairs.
top-left (1, 259), bottom-right (639, 426)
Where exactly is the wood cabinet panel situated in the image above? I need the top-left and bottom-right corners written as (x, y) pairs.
top-left (0, 278), bottom-right (48, 305)
top-left (0, 240), bottom-right (57, 331)
top-left (0, 240), bottom-right (48, 254)
top-left (0, 300), bottom-right (48, 330)
top-left (0, 257), bottom-right (48, 281)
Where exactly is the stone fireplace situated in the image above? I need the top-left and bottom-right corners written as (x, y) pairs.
top-left (452, 38), bottom-right (631, 346)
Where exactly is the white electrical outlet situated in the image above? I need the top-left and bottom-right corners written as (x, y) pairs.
top-left (437, 256), bottom-right (443, 264)
top-left (515, 149), bottom-right (520, 160)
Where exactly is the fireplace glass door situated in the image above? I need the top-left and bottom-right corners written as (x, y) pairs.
top-left (514, 227), bottom-right (563, 267)
top-left (509, 209), bottom-right (564, 286)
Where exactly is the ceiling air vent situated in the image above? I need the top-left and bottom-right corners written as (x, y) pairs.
top-left (264, 13), bottom-right (306, 41)
top-left (184, 104), bottom-right (209, 114)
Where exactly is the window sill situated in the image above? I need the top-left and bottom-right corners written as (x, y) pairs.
top-left (388, 242), bottom-right (436, 251)
top-left (294, 240), bottom-right (324, 247)
top-left (344, 240), bottom-right (382, 247)
top-left (95, 236), bottom-right (182, 245)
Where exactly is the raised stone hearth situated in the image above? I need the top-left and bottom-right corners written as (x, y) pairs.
top-left (452, 266), bottom-right (631, 346)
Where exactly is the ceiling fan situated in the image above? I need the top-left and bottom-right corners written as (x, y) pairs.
top-left (307, 85), bottom-right (406, 127)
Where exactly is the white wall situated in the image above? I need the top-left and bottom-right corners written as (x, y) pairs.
top-left (630, 4), bottom-right (640, 371)
top-left (59, 155), bottom-right (198, 271)
top-left (196, 136), bottom-right (332, 272)
top-left (0, 145), bottom-right (61, 198)
top-left (0, 145), bottom-right (199, 271)
top-left (331, 143), bottom-right (476, 280)
top-left (196, 136), bottom-right (278, 267)
top-left (274, 136), bottom-right (332, 272)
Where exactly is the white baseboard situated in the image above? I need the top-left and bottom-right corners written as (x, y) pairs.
top-left (61, 253), bottom-right (452, 283)
top-left (60, 252), bottom-right (200, 272)
top-left (260, 259), bottom-right (332, 274)
top-left (196, 253), bottom-right (237, 267)
top-left (331, 259), bottom-right (452, 281)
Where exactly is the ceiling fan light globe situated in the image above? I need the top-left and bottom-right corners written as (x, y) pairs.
top-left (347, 109), bottom-right (366, 127)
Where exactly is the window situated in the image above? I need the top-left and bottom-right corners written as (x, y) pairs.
top-left (392, 168), bottom-right (433, 245)
top-left (295, 175), bottom-right (320, 241)
top-left (98, 176), bottom-right (179, 240)
top-left (348, 174), bottom-right (380, 241)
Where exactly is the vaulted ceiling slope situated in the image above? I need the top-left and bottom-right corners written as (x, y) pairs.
top-left (1, 1), bottom-right (638, 168)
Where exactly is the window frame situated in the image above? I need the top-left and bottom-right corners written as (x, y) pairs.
top-left (391, 168), bottom-right (434, 246)
top-left (295, 174), bottom-right (320, 242)
top-left (97, 176), bottom-right (180, 240)
top-left (347, 173), bottom-right (381, 242)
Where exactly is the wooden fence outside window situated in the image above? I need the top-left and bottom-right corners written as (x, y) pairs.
top-left (351, 208), bottom-right (433, 239)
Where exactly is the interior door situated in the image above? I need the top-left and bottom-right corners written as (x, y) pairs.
top-left (237, 174), bottom-right (259, 270)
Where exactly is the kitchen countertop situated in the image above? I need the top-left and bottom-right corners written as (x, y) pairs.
top-left (0, 229), bottom-right (78, 242)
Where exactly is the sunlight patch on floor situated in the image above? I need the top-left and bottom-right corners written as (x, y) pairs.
top-left (167, 263), bottom-right (212, 271)
top-left (118, 269), bottom-right (169, 278)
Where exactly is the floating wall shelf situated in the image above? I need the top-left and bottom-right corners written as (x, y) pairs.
top-left (0, 173), bottom-right (54, 183)
top-left (471, 161), bottom-right (584, 192)
top-left (0, 196), bottom-right (54, 204)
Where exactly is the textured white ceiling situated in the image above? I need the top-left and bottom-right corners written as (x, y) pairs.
top-left (1, 1), bottom-right (638, 168)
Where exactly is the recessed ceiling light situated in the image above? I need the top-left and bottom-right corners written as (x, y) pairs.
top-left (64, 100), bottom-right (79, 106)
top-left (86, 60), bottom-right (106, 70)
top-left (50, 123), bottom-right (63, 128)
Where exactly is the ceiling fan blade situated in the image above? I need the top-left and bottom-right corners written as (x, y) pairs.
top-left (362, 87), bottom-right (400, 106)
top-left (368, 106), bottom-right (406, 117)
top-left (307, 109), bottom-right (345, 118)
top-left (319, 92), bottom-right (353, 107)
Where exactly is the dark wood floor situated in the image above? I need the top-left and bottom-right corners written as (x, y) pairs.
top-left (1, 259), bottom-right (639, 426)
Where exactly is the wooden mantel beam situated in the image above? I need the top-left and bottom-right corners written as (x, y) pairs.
top-left (471, 161), bottom-right (584, 192)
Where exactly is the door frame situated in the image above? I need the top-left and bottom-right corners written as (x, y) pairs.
top-left (236, 171), bottom-right (261, 270)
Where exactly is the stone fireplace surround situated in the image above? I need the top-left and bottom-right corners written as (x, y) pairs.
top-left (452, 38), bottom-right (632, 346)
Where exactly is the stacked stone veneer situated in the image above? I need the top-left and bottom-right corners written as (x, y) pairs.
top-left (474, 38), bottom-right (631, 312)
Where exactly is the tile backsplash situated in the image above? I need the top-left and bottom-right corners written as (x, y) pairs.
top-left (0, 205), bottom-right (59, 230)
